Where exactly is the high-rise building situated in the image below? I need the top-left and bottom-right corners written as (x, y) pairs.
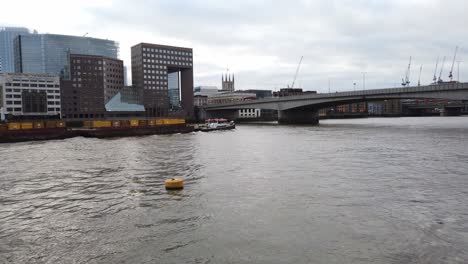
top-left (221, 73), bottom-right (235, 92)
top-left (0, 73), bottom-right (61, 119)
top-left (131, 43), bottom-right (193, 118)
top-left (0, 27), bottom-right (31, 73)
top-left (14, 34), bottom-right (119, 76)
top-left (60, 54), bottom-right (124, 119)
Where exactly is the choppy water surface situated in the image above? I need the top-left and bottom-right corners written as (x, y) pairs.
top-left (1, 117), bottom-right (468, 264)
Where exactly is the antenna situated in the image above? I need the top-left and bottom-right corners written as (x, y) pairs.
top-left (438, 56), bottom-right (446, 83)
top-left (448, 46), bottom-right (458, 82)
top-left (433, 56), bottom-right (439, 82)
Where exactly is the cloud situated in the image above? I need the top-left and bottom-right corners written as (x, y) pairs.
top-left (2, 0), bottom-right (468, 92)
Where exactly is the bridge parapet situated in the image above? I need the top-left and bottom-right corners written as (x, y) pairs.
top-left (205, 82), bottom-right (468, 110)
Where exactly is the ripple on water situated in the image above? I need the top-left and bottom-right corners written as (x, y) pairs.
top-left (0, 117), bottom-right (467, 263)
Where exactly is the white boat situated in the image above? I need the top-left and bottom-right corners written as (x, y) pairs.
top-left (200, 119), bottom-right (236, 132)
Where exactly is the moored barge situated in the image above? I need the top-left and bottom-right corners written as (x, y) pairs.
top-left (0, 119), bottom-right (193, 143)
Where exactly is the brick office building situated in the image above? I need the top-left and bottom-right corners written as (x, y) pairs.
top-left (61, 54), bottom-right (124, 119)
top-left (131, 43), bottom-right (194, 118)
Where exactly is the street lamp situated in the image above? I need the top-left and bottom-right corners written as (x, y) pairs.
top-left (353, 82), bottom-right (356, 91)
top-left (362, 72), bottom-right (367, 90)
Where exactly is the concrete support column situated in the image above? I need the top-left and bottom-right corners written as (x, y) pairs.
top-left (278, 108), bottom-right (319, 125)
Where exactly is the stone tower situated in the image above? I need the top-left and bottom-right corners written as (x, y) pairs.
top-left (222, 73), bottom-right (235, 92)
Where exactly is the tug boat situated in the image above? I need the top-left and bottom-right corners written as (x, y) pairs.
top-left (200, 118), bottom-right (236, 132)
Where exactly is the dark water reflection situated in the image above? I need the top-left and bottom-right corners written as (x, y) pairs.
top-left (0, 117), bottom-right (467, 263)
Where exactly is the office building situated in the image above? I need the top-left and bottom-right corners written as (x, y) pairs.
top-left (0, 73), bottom-right (61, 119)
top-left (131, 43), bottom-right (193, 118)
top-left (60, 54), bottom-right (124, 119)
top-left (14, 34), bottom-right (119, 76)
top-left (0, 27), bottom-right (31, 73)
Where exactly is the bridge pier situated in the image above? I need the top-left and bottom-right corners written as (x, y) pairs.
top-left (278, 108), bottom-right (319, 125)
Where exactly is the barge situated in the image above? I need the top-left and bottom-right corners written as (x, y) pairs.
top-left (0, 119), bottom-right (193, 143)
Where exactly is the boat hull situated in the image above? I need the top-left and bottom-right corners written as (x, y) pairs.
top-left (200, 124), bottom-right (236, 132)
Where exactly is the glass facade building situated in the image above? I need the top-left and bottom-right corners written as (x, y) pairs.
top-left (14, 34), bottom-right (119, 76)
top-left (0, 27), bottom-right (31, 73)
top-left (168, 72), bottom-right (181, 109)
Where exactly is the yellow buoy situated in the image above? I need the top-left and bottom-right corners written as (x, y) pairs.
top-left (165, 178), bottom-right (184, 190)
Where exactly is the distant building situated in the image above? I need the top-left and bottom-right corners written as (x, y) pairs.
top-left (207, 92), bottom-right (256, 105)
top-left (60, 54), bottom-right (124, 119)
top-left (0, 27), bottom-right (31, 73)
top-left (0, 73), bottom-right (61, 119)
top-left (238, 108), bottom-right (261, 119)
top-left (237, 89), bottom-right (272, 99)
top-left (131, 43), bottom-right (193, 118)
top-left (273, 88), bottom-right (316, 97)
top-left (194, 86), bottom-right (219, 96)
top-left (194, 94), bottom-right (208, 107)
top-left (383, 99), bottom-right (402, 115)
top-left (14, 33), bottom-right (119, 76)
top-left (368, 102), bottom-right (384, 115)
top-left (0, 80), bottom-right (3, 120)
top-left (221, 73), bottom-right (235, 92)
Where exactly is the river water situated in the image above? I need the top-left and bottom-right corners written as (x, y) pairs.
top-left (0, 117), bottom-right (467, 264)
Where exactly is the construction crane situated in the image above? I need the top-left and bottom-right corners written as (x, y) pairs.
top-left (448, 46), bottom-right (459, 82)
top-left (83, 32), bottom-right (88, 37)
top-left (438, 56), bottom-right (446, 83)
top-left (401, 56), bottom-right (412, 86)
top-left (433, 56), bottom-right (439, 83)
top-left (418, 65), bottom-right (423, 86)
top-left (290, 56), bottom-right (303, 88)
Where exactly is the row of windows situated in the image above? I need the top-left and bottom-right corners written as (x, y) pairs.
top-left (5, 107), bottom-right (61, 112)
top-left (143, 53), bottom-right (192, 61)
top-left (5, 101), bottom-right (22, 105)
top-left (11, 79), bottom-right (55, 83)
top-left (143, 64), bottom-right (165, 69)
top-left (143, 70), bottom-right (167, 75)
top-left (47, 101), bottom-right (61, 105)
top-left (144, 86), bottom-right (168, 90)
top-left (142, 47), bottom-right (192, 56)
top-left (5, 83), bottom-right (58, 88)
top-left (144, 75), bottom-right (168, 81)
top-left (144, 80), bottom-right (167, 85)
top-left (5, 94), bottom-right (21, 98)
top-left (5, 89), bottom-right (60, 94)
top-left (142, 58), bottom-right (192, 67)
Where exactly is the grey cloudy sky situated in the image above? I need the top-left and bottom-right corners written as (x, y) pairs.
top-left (2, 0), bottom-right (467, 92)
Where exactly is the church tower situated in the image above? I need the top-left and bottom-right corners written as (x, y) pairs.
top-left (222, 73), bottom-right (235, 92)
